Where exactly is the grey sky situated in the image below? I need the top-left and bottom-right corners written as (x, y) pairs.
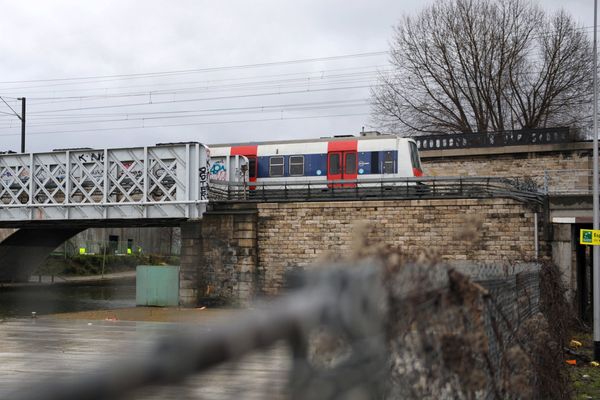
top-left (0, 0), bottom-right (594, 152)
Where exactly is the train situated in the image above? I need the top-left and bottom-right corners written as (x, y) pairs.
top-left (0, 133), bottom-right (423, 204)
top-left (208, 131), bottom-right (423, 185)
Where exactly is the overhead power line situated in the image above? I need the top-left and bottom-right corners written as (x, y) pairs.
top-left (0, 112), bottom-right (371, 137)
top-left (0, 51), bottom-right (388, 86)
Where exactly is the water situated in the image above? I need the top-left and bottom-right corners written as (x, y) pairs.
top-left (0, 282), bottom-right (136, 319)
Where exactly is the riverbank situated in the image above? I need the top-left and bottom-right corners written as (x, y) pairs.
top-left (48, 306), bottom-right (242, 323)
top-left (0, 271), bottom-right (136, 289)
top-left (37, 253), bottom-right (179, 277)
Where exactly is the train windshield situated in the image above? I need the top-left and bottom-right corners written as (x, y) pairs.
top-left (409, 142), bottom-right (422, 170)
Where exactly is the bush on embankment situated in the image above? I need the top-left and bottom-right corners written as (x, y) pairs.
top-left (35, 254), bottom-right (180, 276)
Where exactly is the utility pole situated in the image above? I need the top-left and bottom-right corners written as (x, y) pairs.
top-left (0, 96), bottom-right (26, 153)
top-left (593, 0), bottom-right (600, 361)
top-left (19, 97), bottom-right (26, 153)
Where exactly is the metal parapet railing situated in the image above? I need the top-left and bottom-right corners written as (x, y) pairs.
top-left (209, 176), bottom-right (546, 205)
top-left (415, 126), bottom-right (572, 151)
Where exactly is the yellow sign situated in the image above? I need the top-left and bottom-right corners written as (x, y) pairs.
top-left (79, 247), bottom-right (86, 255)
top-left (580, 229), bottom-right (600, 245)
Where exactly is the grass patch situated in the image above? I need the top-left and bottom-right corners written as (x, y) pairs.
top-left (569, 331), bottom-right (600, 399)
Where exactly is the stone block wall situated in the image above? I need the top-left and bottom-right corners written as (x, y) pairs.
top-left (180, 211), bottom-right (257, 306)
top-left (421, 148), bottom-right (591, 193)
top-left (422, 150), bottom-right (590, 178)
top-left (257, 199), bottom-right (542, 295)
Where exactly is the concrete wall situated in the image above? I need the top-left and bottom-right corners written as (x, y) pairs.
top-left (551, 223), bottom-right (575, 301)
top-left (0, 229), bottom-right (15, 242)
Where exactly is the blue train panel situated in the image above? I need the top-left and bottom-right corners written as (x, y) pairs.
top-left (357, 151), bottom-right (398, 175)
top-left (257, 154), bottom-right (326, 178)
top-left (255, 151), bottom-right (398, 178)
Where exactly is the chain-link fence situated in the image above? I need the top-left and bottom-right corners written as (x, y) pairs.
top-left (8, 255), bottom-right (569, 400)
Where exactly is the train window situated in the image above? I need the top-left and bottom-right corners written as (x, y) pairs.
top-left (383, 151), bottom-right (394, 174)
top-left (345, 153), bottom-right (356, 174)
top-left (329, 153), bottom-right (341, 174)
top-left (371, 152), bottom-right (379, 174)
top-left (248, 157), bottom-right (257, 179)
top-left (269, 156), bottom-right (284, 177)
top-left (289, 155), bottom-right (304, 176)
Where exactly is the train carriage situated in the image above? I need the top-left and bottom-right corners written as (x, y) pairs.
top-left (209, 132), bottom-right (423, 186)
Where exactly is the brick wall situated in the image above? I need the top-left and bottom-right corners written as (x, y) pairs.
top-left (257, 199), bottom-right (541, 295)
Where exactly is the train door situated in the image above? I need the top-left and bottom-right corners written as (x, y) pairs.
top-left (327, 140), bottom-right (357, 187)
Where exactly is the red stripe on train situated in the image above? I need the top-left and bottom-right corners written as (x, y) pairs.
top-left (413, 168), bottom-right (423, 177)
top-left (230, 145), bottom-right (258, 156)
top-left (327, 140), bottom-right (357, 152)
top-left (230, 145), bottom-right (258, 184)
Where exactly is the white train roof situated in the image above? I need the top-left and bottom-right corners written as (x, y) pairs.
top-left (209, 134), bottom-right (414, 149)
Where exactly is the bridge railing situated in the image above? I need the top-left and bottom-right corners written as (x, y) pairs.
top-left (0, 143), bottom-right (209, 222)
top-left (415, 126), bottom-right (573, 151)
top-left (209, 176), bottom-right (545, 204)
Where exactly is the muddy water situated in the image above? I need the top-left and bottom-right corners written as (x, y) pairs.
top-left (0, 283), bottom-right (136, 319)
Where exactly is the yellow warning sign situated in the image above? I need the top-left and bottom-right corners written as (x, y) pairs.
top-left (580, 229), bottom-right (600, 245)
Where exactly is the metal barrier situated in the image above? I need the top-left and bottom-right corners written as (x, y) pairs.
top-left (0, 143), bottom-right (209, 222)
top-left (415, 127), bottom-right (572, 151)
top-left (209, 176), bottom-right (545, 205)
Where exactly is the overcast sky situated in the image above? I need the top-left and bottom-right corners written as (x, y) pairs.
top-left (0, 0), bottom-right (594, 152)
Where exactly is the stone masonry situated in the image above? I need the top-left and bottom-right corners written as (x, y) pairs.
top-left (420, 143), bottom-right (592, 194)
top-left (256, 198), bottom-right (542, 296)
top-left (180, 210), bottom-right (257, 306)
top-left (181, 198), bottom-right (541, 304)
top-left (422, 150), bottom-right (590, 179)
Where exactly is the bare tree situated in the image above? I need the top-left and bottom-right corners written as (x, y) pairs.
top-left (371, 0), bottom-right (592, 135)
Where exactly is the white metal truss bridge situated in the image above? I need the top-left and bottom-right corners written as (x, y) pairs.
top-left (0, 143), bottom-right (209, 225)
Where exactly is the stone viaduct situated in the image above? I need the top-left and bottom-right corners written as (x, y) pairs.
top-left (0, 129), bottom-right (592, 317)
top-left (179, 130), bottom-right (594, 318)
